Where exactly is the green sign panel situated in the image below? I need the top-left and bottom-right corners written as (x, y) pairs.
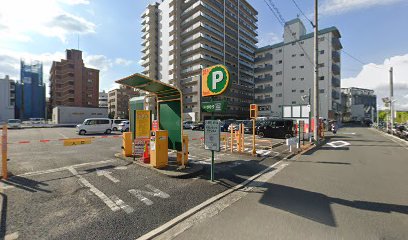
top-left (202, 101), bottom-right (227, 112)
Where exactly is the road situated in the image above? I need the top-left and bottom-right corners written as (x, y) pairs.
top-left (164, 127), bottom-right (408, 240)
top-left (0, 127), bottom-right (291, 239)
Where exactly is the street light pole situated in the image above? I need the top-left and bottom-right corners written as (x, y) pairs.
top-left (313, 0), bottom-right (319, 142)
top-left (389, 67), bottom-right (394, 129)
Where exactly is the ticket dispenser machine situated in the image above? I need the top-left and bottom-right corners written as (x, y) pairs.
top-left (150, 130), bottom-right (168, 168)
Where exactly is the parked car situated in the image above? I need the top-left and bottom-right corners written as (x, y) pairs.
top-left (29, 118), bottom-right (45, 127)
top-left (118, 121), bottom-right (130, 132)
top-left (191, 122), bottom-right (205, 131)
top-left (76, 118), bottom-right (113, 135)
top-left (220, 119), bottom-right (235, 132)
top-left (183, 120), bottom-right (194, 129)
top-left (112, 119), bottom-right (128, 131)
top-left (7, 119), bottom-right (22, 129)
top-left (395, 125), bottom-right (408, 140)
top-left (257, 119), bottom-right (295, 139)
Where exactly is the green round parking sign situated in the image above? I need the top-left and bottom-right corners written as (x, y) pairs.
top-left (202, 65), bottom-right (229, 97)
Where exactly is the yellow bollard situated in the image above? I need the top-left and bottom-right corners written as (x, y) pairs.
top-left (230, 125), bottom-right (234, 153)
top-left (177, 135), bottom-right (189, 165)
top-left (122, 132), bottom-right (133, 157)
top-left (240, 123), bottom-right (244, 152)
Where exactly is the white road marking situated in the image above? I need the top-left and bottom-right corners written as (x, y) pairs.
top-left (67, 167), bottom-right (120, 212)
top-left (110, 195), bottom-right (134, 214)
top-left (327, 140), bottom-right (351, 148)
top-left (129, 184), bottom-right (170, 206)
top-left (114, 166), bottom-right (128, 170)
top-left (137, 159), bottom-right (287, 240)
top-left (342, 132), bottom-right (356, 135)
top-left (96, 170), bottom-right (120, 183)
top-left (0, 181), bottom-right (15, 190)
top-left (58, 132), bottom-right (69, 139)
top-left (15, 159), bottom-right (116, 177)
top-left (5, 232), bottom-right (19, 240)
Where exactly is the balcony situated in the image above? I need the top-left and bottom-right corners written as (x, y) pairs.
top-left (255, 76), bottom-right (273, 84)
top-left (239, 52), bottom-right (254, 62)
top-left (332, 64), bottom-right (340, 75)
top-left (184, 97), bottom-right (198, 104)
top-left (181, 77), bottom-right (198, 85)
top-left (332, 89), bottom-right (340, 100)
top-left (332, 77), bottom-right (340, 88)
top-left (255, 65), bottom-right (273, 73)
top-left (184, 107), bottom-right (200, 113)
top-left (183, 86), bottom-right (198, 94)
top-left (254, 86), bottom-right (273, 94)
top-left (239, 60), bottom-right (253, 69)
top-left (332, 37), bottom-right (342, 50)
top-left (332, 51), bottom-right (340, 62)
top-left (255, 53), bottom-right (273, 63)
top-left (255, 98), bottom-right (273, 104)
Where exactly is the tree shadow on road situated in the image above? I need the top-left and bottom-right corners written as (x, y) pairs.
top-left (258, 183), bottom-right (408, 227)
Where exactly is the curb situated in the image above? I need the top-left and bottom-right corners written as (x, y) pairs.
top-left (114, 153), bottom-right (204, 179)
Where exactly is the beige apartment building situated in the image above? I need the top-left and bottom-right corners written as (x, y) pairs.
top-left (141, 0), bottom-right (258, 121)
top-left (108, 86), bottom-right (139, 119)
top-left (49, 49), bottom-right (99, 109)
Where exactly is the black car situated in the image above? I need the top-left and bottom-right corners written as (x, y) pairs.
top-left (191, 122), bottom-right (205, 131)
top-left (257, 119), bottom-right (295, 139)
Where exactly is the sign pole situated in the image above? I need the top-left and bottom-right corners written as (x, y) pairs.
top-left (252, 119), bottom-right (256, 155)
top-left (2, 125), bottom-right (8, 180)
top-left (211, 97), bottom-right (215, 182)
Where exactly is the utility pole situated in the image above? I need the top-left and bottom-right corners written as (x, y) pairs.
top-left (389, 67), bottom-right (394, 129)
top-left (313, 0), bottom-right (319, 142)
top-left (376, 105), bottom-right (379, 127)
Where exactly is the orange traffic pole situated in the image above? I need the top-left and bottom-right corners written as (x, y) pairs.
top-left (230, 125), bottom-right (233, 153)
top-left (2, 125), bottom-right (8, 180)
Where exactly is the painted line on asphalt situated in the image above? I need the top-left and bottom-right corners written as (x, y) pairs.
top-left (110, 195), bottom-right (134, 214)
top-left (137, 159), bottom-right (286, 240)
top-left (0, 181), bottom-right (15, 190)
top-left (129, 184), bottom-right (170, 206)
top-left (58, 132), bottom-right (69, 139)
top-left (15, 159), bottom-right (117, 177)
top-left (68, 166), bottom-right (120, 212)
top-left (97, 170), bottom-right (120, 183)
top-left (370, 128), bottom-right (408, 150)
top-left (4, 232), bottom-right (19, 240)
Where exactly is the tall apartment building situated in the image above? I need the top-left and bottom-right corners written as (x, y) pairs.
top-left (255, 18), bottom-right (342, 121)
top-left (141, 0), bottom-right (258, 121)
top-left (49, 49), bottom-right (99, 109)
top-left (108, 86), bottom-right (139, 119)
top-left (0, 75), bottom-right (16, 122)
top-left (99, 91), bottom-right (108, 108)
top-left (341, 87), bottom-right (376, 122)
top-left (15, 60), bottom-right (46, 119)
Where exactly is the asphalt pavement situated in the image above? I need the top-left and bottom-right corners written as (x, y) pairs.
top-left (0, 128), bottom-right (292, 239)
top-left (165, 127), bottom-right (408, 240)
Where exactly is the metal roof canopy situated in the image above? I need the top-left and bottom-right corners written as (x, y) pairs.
top-left (116, 73), bottom-right (184, 153)
top-left (116, 73), bottom-right (181, 102)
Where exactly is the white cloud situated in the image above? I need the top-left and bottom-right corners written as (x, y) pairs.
top-left (320, 0), bottom-right (405, 15)
top-left (115, 58), bottom-right (134, 66)
top-left (257, 32), bottom-right (282, 47)
top-left (58, 0), bottom-right (90, 5)
top-left (83, 54), bottom-right (113, 72)
top-left (342, 53), bottom-right (408, 110)
top-left (0, 0), bottom-right (96, 42)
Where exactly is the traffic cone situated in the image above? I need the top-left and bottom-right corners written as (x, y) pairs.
top-left (143, 140), bottom-right (150, 163)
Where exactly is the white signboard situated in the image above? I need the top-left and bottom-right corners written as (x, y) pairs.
top-left (283, 106), bottom-right (292, 118)
top-left (292, 106), bottom-right (301, 118)
top-left (204, 120), bottom-right (220, 151)
top-left (301, 105), bottom-right (310, 118)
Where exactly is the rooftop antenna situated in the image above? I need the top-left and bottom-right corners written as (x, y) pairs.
top-left (77, 34), bottom-right (80, 50)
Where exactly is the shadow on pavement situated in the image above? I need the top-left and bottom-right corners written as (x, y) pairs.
top-left (1, 177), bottom-right (51, 193)
top-left (258, 183), bottom-right (408, 227)
top-left (0, 192), bottom-right (7, 239)
top-left (294, 160), bottom-right (351, 165)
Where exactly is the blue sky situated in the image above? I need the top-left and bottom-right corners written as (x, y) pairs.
top-left (1, 0), bottom-right (407, 109)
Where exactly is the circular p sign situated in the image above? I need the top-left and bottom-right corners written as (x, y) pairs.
top-left (202, 65), bottom-right (229, 97)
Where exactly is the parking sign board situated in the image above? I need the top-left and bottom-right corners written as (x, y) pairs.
top-left (202, 65), bottom-right (229, 97)
top-left (204, 120), bottom-right (220, 151)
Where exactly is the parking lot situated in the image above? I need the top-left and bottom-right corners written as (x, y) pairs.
top-left (1, 127), bottom-right (294, 239)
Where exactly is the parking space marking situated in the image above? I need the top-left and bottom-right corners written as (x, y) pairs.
top-left (97, 170), bottom-right (120, 183)
top-left (67, 166), bottom-right (120, 212)
top-left (129, 184), bottom-right (170, 206)
top-left (4, 232), bottom-right (19, 240)
top-left (58, 132), bottom-right (68, 139)
top-left (110, 195), bottom-right (134, 214)
top-left (0, 181), bottom-right (15, 190)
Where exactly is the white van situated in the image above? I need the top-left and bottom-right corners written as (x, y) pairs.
top-left (76, 118), bottom-right (113, 135)
top-left (112, 119), bottom-right (128, 131)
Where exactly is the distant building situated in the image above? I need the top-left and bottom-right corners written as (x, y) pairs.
top-left (108, 86), bottom-right (139, 119)
top-left (254, 18), bottom-right (342, 121)
top-left (15, 60), bottom-right (46, 119)
top-left (341, 87), bottom-right (376, 122)
top-left (52, 106), bottom-right (108, 124)
top-left (49, 49), bottom-right (99, 109)
top-left (0, 75), bottom-right (16, 122)
top-left (141, 0), bottom-right (258, 121)
top-left (99, 91), bottom-right (108, 108)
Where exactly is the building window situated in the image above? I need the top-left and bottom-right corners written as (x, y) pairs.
top-left (291, 42), bottom-right (296, 46)
top-left (292, 32), bottom-right (296, 36)
top-left (291, 77), bottom-right (296, 81)
top-left (300, 66), bottom-right (304, 69)
top-left (277, 49), bottom-right (282, 53)
top-left (320, 50), bottom-right (325, 54)
top-left (318, 63), bottom-right (325, 68)
top-left (292, 54), bottom-right (296, 57)
top-left (276, 82), bottom-right (282, 86)
top-left (292, 66), bottom-right (296, 69)
top-left (292, 89), bottom-right (296, 92)
top-left (88, 79), bottom-right (92, 83)
top-left (292, 101), bottom-right (296, 104)
top-left (300, 90), bottom-right (305, 93)
top-left (276, 60), bottom-right (282, 64)
top-left (276, 93), bottom-right (282, 97)
top-left (276, 71), bottom-right (282, 76)
top-left (300, 77), bottom-right (305, 81)
top-left (319, 76), bottom-right (325, 80)
top-left (300, 41), bottom-right (304, 44)
top-left (319, 37), bottom-right (325, 42)
top-left (319, 89), bottom-right (325, 93)
top-left (300, 53), bottom-right (304, 56)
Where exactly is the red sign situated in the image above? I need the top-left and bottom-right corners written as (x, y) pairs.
top-left (152, 120), bottom-right (159, 131)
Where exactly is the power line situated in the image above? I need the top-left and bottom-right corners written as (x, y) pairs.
top-left (263, 0), bottom-right (314, 65)
top-left (291, 0), bottom-right (314, 27)
top-left (342, 50), bottom-right (387, 70)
